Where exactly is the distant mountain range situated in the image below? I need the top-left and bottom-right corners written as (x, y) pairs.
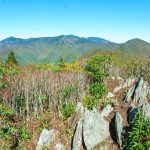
top-left (0, 35), bottom-right (150, 64)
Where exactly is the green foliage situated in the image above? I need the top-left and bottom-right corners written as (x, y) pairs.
top-left (85, 54), bottom-right (110, 81)
top-left (66, 125), bottom-right (74, 138)
top-left (14, 94), bottom-right (26, 113)
top-left (6, 50), bottom-right (18, 65)
top-left (0, 127), bottom-right (13, 139)
top-left (0, 63), bottom-right (19, 76)
top-left (89, 82), bottom-right (106, 98)
top-left (0, 104), bottom-right (14, 120)
top-left (0, 80), bottom-right (8, 89)
top-left (20, 127), bottom-right (30, 140)
top-left (84, 54), bottom-right (109, 110)
top-left (63, 85), bottom-right (77, 98)
top-left (61, 102), bottom-right (75, 119)
top-left (58, 57), bottom-right (65, 69)
top-left (36, 64), bottom-right (56, 70)
top-left (83, 95), bottom-right (99, 110)
top-left (123, 112), bottom-right (150, 150)
top-left (39, 94), bottom-right (47, 103)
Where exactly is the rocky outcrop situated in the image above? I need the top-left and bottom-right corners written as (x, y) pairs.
top-left (115, 112), bottom-right (123, 146)
top-left (128, 106), bottom-right (139, 124)
top-left (142, 103), bottom-right (150, 118)
top-left (113, 77), bottom-right (136, 93)
top-left (83, 105), bottom-right (113, 150)
top-left (72, 118), bottom-right (83, 150)
top-left (36, 129), bottom-right (54, 150)
top-left (72, 105), bottom-right (113, 150)
top-left (124, 86), bottom-right (135, 103)
top-left (124, 77), bottom-right (149, 107)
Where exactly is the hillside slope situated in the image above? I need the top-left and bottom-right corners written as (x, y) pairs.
top-left (0, 35), bottom-right (150, 64)
top-left (120, 38), bottom-right (150, 56)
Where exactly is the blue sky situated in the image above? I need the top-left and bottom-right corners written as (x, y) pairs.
top-left (0, 0), bottom-right (150, 43)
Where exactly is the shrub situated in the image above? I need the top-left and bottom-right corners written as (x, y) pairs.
top-left (85, 54), bottom-right (110, 81)
top-left (20, 127), bottom-right (30, 141)
top-left (62, 85), bottom-right (77, 98)
top-left (123, 112), bottom-right (150, 150)
top-left (89, 82), bottom-right (106, 98)
top-left (64, 62), bottom-right (82, 71)
top-left (0, 64), bottom-right (19, 76)
top-left (83, 95), bottom-right (99, 110)
top-left (61, 102), bottom-right (75, 119)
top-left (0, 105), bottom-right (14, 120)
top-left (0, 81), bottom-right (8, 89)
top-left (36, 64), bottom-right (55, 70)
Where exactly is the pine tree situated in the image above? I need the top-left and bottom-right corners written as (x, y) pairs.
top-left (58, 57), bottom-right (65, 68)
top-left (6, 50), bottom-right (18, 65)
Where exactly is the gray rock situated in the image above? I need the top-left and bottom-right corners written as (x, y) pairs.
top-left (115, 112), bottom-right (123, 146)
top-left (72, 118), bottom-right (83, 150)
top-left (100, 105), bottom-right (114, 117)
top-left (107, 92), bottom-right (114, 98)
top-left (142, 103), bottom-right (150, 118)
top-left (124, 77), bottom-right (149, 107)
top-left (124, 86), bottom-right (135, 103)
top-left (76, 102), bottom-right (84, 117)
top-left (113, 77), bottom-right (136, 93)
top-left (128, 106), bottom-right (139, 124)
top-left (54, 143), bottom-right (64, 150)
top-left (83, 105), bottom-right (113, 150)
top-left (36, 129), bottom-right (54, 150)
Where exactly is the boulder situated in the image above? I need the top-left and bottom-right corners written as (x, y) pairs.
top-left (83, 105), bottom-right (113, 150)
top-left (72, 118), bottom-right (83, 150)
top-left (107, 92), bottom-right (114, 98)
top-left (100, 105), bottom-right (114, 117)
top-left (115, 112), bottom-right (123, 146)
top-left (132, 77), bottom-right (149, 106)
top-left (124, 77), bottom-right (149, 107)
top-left (36, 129), bottom-right (54, 150)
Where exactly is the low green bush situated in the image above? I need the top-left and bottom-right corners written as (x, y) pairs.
top-left (0, 80), bottom-right (8, 89)
top-left (89, 82), bottom-right (106, 98)
top-left (83, 95), bottom-right (99, 110)
top-left (123, 112), bottom-right (150, 150)
top-left (20, 127), bottom-right (30, 141)
top-left (84, 54), bottom-right (110, 81)
top-left (62, 85), bottom-right (77, 98)
top-left (61, 102), bottom-right (75, 119)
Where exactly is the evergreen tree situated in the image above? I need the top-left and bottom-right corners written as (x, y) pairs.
top-left (6, 50), bottom-right (18, 65)
top-left (58, 57), bottom-right (65, 68)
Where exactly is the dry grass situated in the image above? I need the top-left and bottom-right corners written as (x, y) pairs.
top-left (2, 70), bottom-right (88, 118)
